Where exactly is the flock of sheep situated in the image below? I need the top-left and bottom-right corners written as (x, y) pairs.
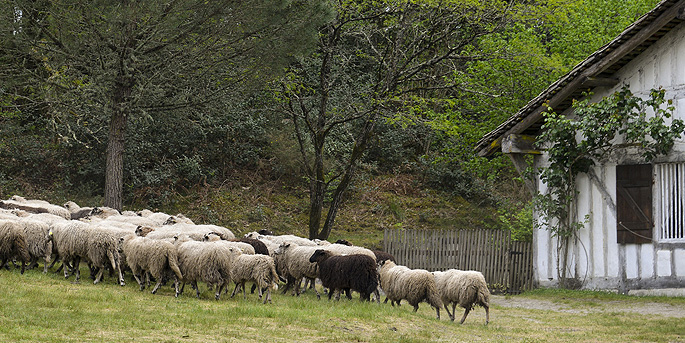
top-left (0, 195), bottom-right (491, 324)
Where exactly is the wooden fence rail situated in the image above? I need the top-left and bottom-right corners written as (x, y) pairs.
top-left (384, 228), bottom-right (533, 293)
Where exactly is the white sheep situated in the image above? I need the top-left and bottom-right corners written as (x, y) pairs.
top-left (50, 220), bottom-right (92, 281)
top-left (245, 232), bottom-right (317, 247)
top-left (0, 219), bottom-right (30, 273)
top-left (378, 260), bottom-right (410, 305)
top-left (1, 197), bottom-right (70, 220)
top-left (432, 269), bottom-right (490, 324)
top-left (63, 201), bottom-right (94, 220)
top-left (170, 223), bottom-right (235, 240)
top-left (146, 223), bottom-right (234, 242)
top-left (16, 217), bottom-right (53, 273)
top-left (228, 250), bottom-right (279, 303)
top-left (121, 234), bottom-right (184, 295)
top-left (85, 226), bottom-right (126, 286)
top-left (272, 243), bottom-right (320, 297)
top-left (176, 240), bottom-right (236, 299)
top-left (87, 206), bottom-right (121, 219)
top-left (378, 260), bottom-right (442, 319)
top-left (99, 214), bottom-right (162, 229)
top-left (323, 243), bottom-right (376, 260)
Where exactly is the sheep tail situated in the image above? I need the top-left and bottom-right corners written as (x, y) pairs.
top-left (426, 279), bottom-right (443, 309)
top-left (269, 263), bottom-right (279, 291)
top-left (168, 252), bottom-right (183, 281)
top-left (476, 284), bottom-right (490, 308)
top-left (15, 234), bottom-right (31, 264)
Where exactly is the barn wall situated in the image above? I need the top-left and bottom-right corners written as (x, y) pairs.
top-left (533, 21), bottom-right (685, 291)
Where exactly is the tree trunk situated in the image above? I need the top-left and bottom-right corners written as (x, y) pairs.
top-left (308, 152), bottom-right (326, 239)
top-left (104, 84), bottom-right (130, 211)
top-left (104, 5), bottom-right (137, 211)
top-left (317, 116), bottom-right (376, 240)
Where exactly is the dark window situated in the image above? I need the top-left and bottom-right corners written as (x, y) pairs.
top-left (616, 164), bottom-right (653, 244)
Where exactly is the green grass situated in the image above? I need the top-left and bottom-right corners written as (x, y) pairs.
top-left (1, 267), bottom-right (684, 342)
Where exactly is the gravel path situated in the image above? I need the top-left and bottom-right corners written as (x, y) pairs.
top-left (491, 294), bottom-right (685, 318)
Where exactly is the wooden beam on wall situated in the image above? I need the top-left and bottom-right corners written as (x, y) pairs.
top-left (581, 76), bottom-right (620, 88)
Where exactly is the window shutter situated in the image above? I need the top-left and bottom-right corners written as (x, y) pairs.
top-left (616, 164), bottom-right (653, 244)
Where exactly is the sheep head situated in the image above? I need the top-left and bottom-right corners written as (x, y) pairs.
top-left (273, 242), bottom-right (290, 255)
top-left (308, 249), bottom-right (332, 264)
top-left (257, 228), bottom-right (273, 236)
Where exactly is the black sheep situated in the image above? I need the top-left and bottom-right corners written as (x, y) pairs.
top-left (373, 250), bottom-right (395, 263)
top-left (308, 249), bottom-right (379, 302)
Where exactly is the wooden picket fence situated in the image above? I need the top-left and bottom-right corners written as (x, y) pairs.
top-left (383, 228), bottom-right (533, 294)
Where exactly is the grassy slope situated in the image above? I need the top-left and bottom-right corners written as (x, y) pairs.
top-left (0, 173), bottom-right (514, 250)
top-left (142, 174), bottom-right (509, 250)
top-left (1, 267), bottom-right (683, 343)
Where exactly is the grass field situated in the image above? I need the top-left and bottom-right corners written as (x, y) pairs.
top-left (1, 266), bottom-right (684, 343)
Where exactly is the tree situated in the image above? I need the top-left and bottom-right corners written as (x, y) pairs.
top-left (1, 0), bottom-right (331, 209)
top-left (276, 0), bottom-right (512, 239)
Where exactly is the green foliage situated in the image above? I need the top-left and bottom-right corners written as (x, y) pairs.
top-left (518, 0), bottom-right (660, 68)
top-left (498, 202), bottom-right (534, 242)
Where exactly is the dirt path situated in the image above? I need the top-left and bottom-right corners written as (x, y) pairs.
top-left (491, 295), bottom-right (685, 318)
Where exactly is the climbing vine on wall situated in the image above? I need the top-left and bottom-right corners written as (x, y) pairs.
top-left (534, 86), bottom-right (685, 288)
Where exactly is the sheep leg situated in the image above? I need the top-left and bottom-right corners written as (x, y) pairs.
top-left (313, 284), bottom-right (321, 300)
top-left (178, 282), bottom-right (186, 297)
top-left (230, 282), bottom-right (241, 298)
top-left (444, 303), bottom-right (455, 321)
top-left (293, 277), bottom-right (301, 296)
top-left (281, 277), bottom-right (292, 295)
top-left (344, 288), bottom-right (352, 300)
top-left (191, 281), bottom-right (200, 298)
top-left (55, 260), bottom-right (67, 274)
top-left (93, 266), bottom-right (104, 284)
top-left (89, 264), bottom-right (97, 280)
top-left (484, 305), bottom-right (489, 325)
top-left (250, 283), bottom-right (257, 294)
top-left (215, 284), bottom-right (224, 300)
top-left (72, 257), bottom-right (81, 283)
top-left (412, 304), bottom-right (419, 312)
top-left (151, 279), bottom-right (163, 294)
top-left (328, 288), bottom-right (335, 301)
top-left (63, 258), bottom-right (71, 278)
top-left (374, 289), bottom-right (380, 304)
top-left (459, 306), bottom-right (471, 324)
top-left (42, 255), bottom-right (51, 273)
top-left (48, 257), bottom-right (60, 270)
top-left (435, 306), bottom-right (441, 320)
top-left (257, 284), bottom-right (263, 301)
top-left (132, 273), bottom-right (145, 290)
top-left (241, 282), bottom-right (247, 300)
top-left (263, 288), bottom-right (271, 304)
top-left (20, 260), bottom-right (26, 274)
top-left (173, 278), bottom-right (180, 298)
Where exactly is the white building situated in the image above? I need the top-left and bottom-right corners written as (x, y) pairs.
top-left (476, 0), bottom-right (685, 292)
